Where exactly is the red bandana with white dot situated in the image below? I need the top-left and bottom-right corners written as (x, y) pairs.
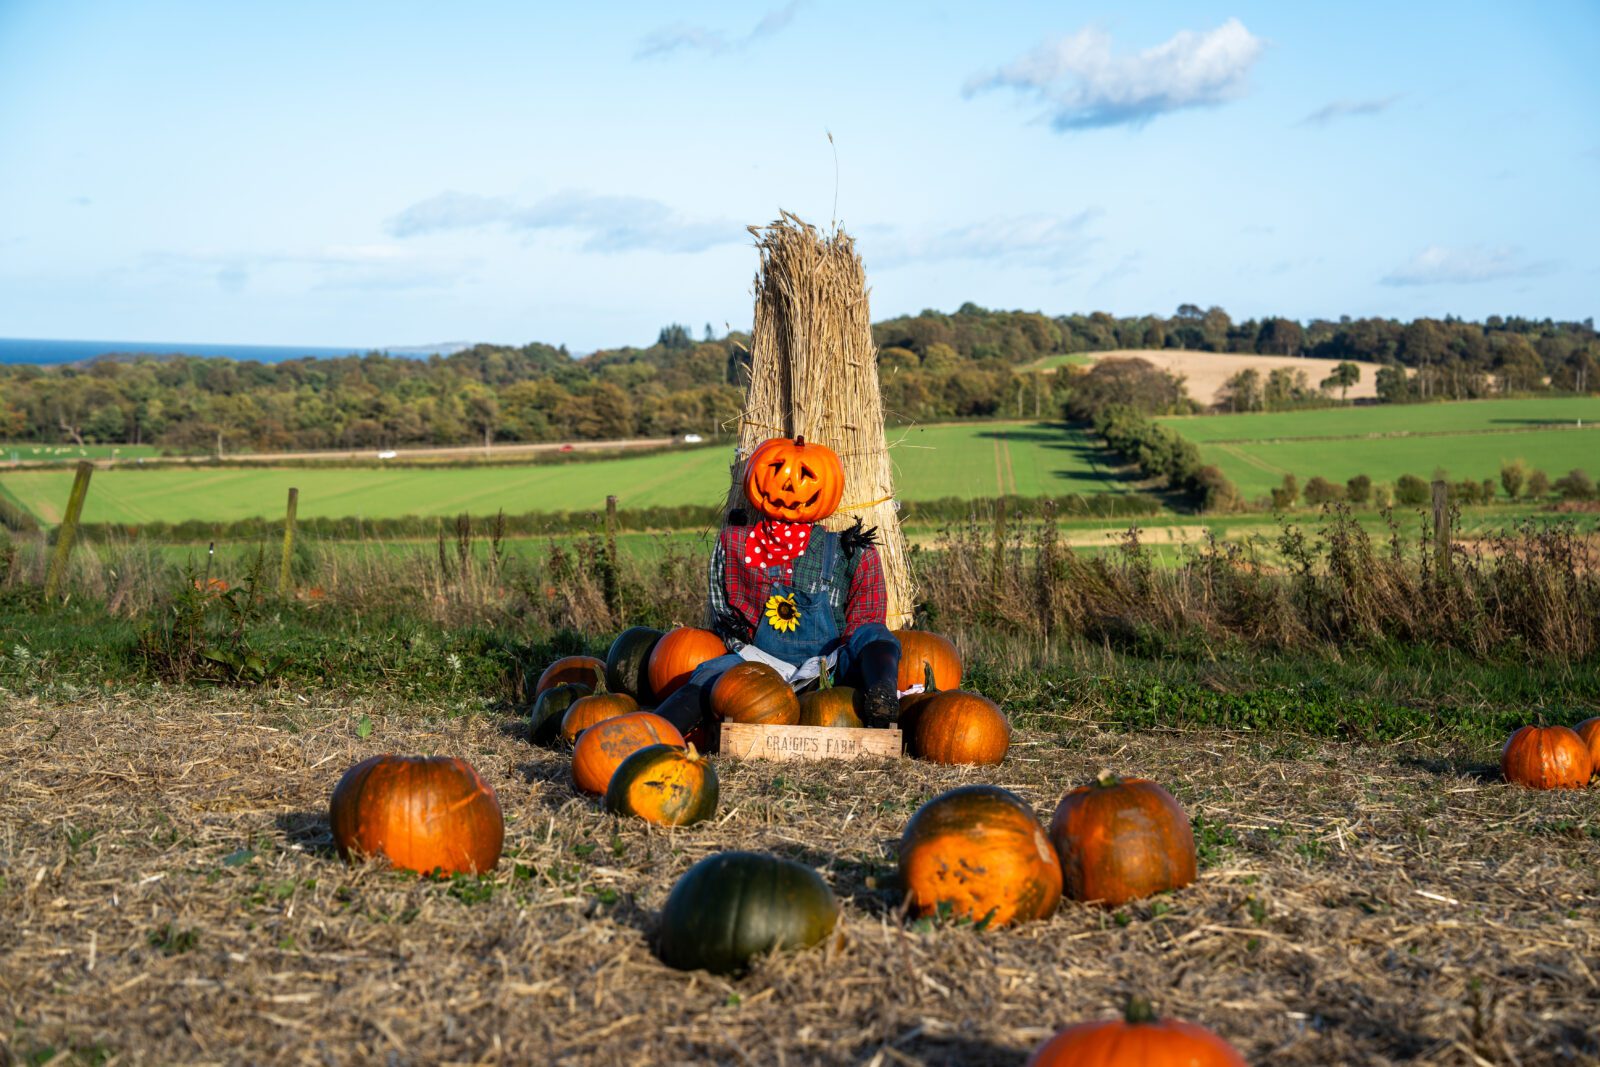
top-left (742, 520), bottom-right (811, 574)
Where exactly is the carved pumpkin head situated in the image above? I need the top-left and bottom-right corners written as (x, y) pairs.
top-left (742, 436), bottom-right (845, 524)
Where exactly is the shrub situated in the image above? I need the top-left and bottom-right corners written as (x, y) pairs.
top-left (1091, 406), bottom-right (1239, 508)
top-left (1395, 475), bottom-right (1430, 506)
top-left (1345, 474), bottom-right (1372, 505)
top-left (1481, 478), bottom-right (1496, 503)
top-left (1372, 484), bottom-right (1395, 509)
top-left (1553, 469), bottom-right (1596, 501)
top-left (1500, 460), bottom-right (1526, 501)
top-left (1526, 469), bottom-right (1551, 499)
top-left (1269, 473), bottom-right (1300, 511)
top-left (1303, 477), bottom-right (1343, 506)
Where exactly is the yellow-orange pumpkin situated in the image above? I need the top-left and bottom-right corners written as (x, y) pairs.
top-left (1027, 998), bottom-right (1246, 1067)
top-left (560, 689), bottom-right (639, 744)
top-left (571, 711), bottom-right (685, 796)
top-left (604, 743), bottom-right (719, 826)
top-left (536, 655), bottom-right (605, 695)
top-left (798, 676), bottom-right (863, 728)
top-left (710, 661), bottom-right (800, 725)
top-left (647, 627), bottom-right (727, 700)
top-left (329, 755), bottom-right (503, 875)
top-left (895, 630), bottom-right (962, 691)
top-left (1501, 724), bottom-right (1592, 789)
top-left (910, 690), bottom-right (1009, 765)
top-left (742, 436), bottom-right (845, 524)
top-left (1050, 771), bottom-right (1197, 907)
top-left (898, 784), bottom-right (1061, 927)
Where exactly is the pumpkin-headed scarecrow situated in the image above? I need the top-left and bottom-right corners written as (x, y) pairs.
top-left (654, 435), bottom-right (903, 734)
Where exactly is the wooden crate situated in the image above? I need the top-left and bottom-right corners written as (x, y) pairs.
top-left (719, 723), bottom-right (903, 762)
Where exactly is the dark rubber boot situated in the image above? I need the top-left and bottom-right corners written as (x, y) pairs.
top-left (653, 681), bottom-right (709, 738)
top-left (854, 639), bottom-right (902, 729)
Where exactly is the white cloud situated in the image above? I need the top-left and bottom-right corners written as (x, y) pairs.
top-left (866, 210), bottom-right (1100, 270)
top-left (1381, 245), bottom-right (1554, 287)
top-left (965, 19), bottom-right (1265, 131)
top-left (386, 190), bottom-right (743, 255)
top-left (635, 1), bottom-right (804, 60)
top-left (1298, 95), bottom-right (1401, 127)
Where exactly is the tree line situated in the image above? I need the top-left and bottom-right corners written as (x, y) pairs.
top-left (1, 306), bottom-right (1595, 452)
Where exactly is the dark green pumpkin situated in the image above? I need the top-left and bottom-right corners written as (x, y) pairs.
top-left (656, 852), bottom-right (839, 975)
top-left (606, 626), bottom-right (665, 702)
top-left (530, 682), bottom-right (590, 746)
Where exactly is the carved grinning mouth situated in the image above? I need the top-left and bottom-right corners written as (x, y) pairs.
top-left (759, 487), bottom-right (821, 513)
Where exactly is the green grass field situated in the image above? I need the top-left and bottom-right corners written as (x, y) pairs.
top-left (1160, 396), bottom-right (1600, 443)
top-left (1156, 398), bottom-right (1600, 500)
top-left (4, 421), bottom-right (1133, 525)
top-left (3, 442), bottom-right (164, 462)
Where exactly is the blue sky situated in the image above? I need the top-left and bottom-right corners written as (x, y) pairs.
top-left (0, 0), bottom-right (1595, 351)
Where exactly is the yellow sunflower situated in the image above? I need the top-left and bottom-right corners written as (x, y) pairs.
top-left (764, 593), bottom-right (801, 633)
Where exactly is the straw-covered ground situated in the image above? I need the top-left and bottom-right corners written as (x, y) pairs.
top-left (3, 692), bottom-right (1597, 1066)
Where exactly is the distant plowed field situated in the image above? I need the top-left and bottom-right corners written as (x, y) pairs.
top-left (1081, 349), bottom-right (1389, 405)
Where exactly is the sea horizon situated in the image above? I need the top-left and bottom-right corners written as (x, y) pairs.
top-left (0, 337), bottom-right (471, 366)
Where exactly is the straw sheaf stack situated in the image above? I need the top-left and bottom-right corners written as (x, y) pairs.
top-left (725, 211), bottom-right (913, 629)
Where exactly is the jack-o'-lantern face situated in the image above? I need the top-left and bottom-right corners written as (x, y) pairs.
top-left (743, 436), bottom-right (844, 523)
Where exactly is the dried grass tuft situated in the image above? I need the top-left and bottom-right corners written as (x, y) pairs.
top-left (726, 211), bottom-right (914, 627)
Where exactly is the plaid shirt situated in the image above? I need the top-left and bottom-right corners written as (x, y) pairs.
top-left (709, 523), bottom-right (886, 647)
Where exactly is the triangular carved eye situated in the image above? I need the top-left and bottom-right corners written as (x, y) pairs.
top-left (799, 464), bottom-right (815, 483)
top-left (768, 460), bottom-right (785, 477)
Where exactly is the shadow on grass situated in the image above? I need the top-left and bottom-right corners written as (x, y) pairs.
top-left (275, 810), bottom-right (337, 858)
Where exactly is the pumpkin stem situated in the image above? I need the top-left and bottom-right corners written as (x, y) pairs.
top-left (817, 662), bottom-right (832, 690)
top-left (686, 741), bottom-right (700, 760)
top-left (795, 434), bottom-right (806, 447)
top-left (1094, 768), bottom-right (1121, 789)
top-left (922, 661), bottom-right (937, 693)
top-left (1123, 996), bottom-right (1158, 1025)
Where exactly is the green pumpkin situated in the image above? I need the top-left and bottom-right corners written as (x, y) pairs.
top-left (530, 682), bottom-right (590, 746)
top-left (605, 626), bottom-right (665, 702)
top-left (656, 851), bottom-right (839, 975)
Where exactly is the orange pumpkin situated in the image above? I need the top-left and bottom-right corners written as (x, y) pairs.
top-left (571, 711), bottom-right (685, 796)
top-left (647, 627), bottom-right (727, 700)
top-left (710, 661), bottom-right (800, 725)
top-left (1501, 724), bottom-right (1592, 789)
top-left (798, 668), bottom-right (863, 728)
top-left (1027, 998), bottom-right (1246, 1067)
top-left (560, 688), bottom-right (639, 744)
top-left (604, 743), bottom-right (719, 826)
top-left (899, 785), bottom-right (1061, 927)
top-left (742, 435), bottom-right (845, 524)
top-left (910, 689), bottom-right (1009, 765)
top-left (536, 655), bottom-right (605, 695)
top-left (1050, 771), bottom-right (1197, 907)
top-left (895, 630), bottom-right (962, 691)
top-left (897, 662), bottom-right (941, 738)
top-left (329, 755), bottom-right (503, 875)
top-left (1575, 718), bottom-right (1600, 781)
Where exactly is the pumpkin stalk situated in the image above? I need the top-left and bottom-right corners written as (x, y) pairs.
top-left (922, 661), bottom-right (937, 693)
top-left (1094, 768), bottom-right (1121, 789)
top-left (1124, 996), bottom-right (1158, 1025)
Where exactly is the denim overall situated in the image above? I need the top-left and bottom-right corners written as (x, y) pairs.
top-left (681, 528), bottom-right (894, 699)
top-left (750, 526), bottom-right (844, 666)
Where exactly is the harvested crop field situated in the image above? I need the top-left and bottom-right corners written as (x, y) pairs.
top-left (4, 693), bottom-right (1597, 1066)
top-left (1081, 349), bottom-right (1389, 405)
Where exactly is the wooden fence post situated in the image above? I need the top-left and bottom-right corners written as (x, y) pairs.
top-left (1431, 479), bottom-right (1451, 574)
top-left (603, 495), bottom-right (620, 618)
top-left (42, 460), bottom-right (93, 601)
top-left (279, 487), bottom-right (299, 596)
